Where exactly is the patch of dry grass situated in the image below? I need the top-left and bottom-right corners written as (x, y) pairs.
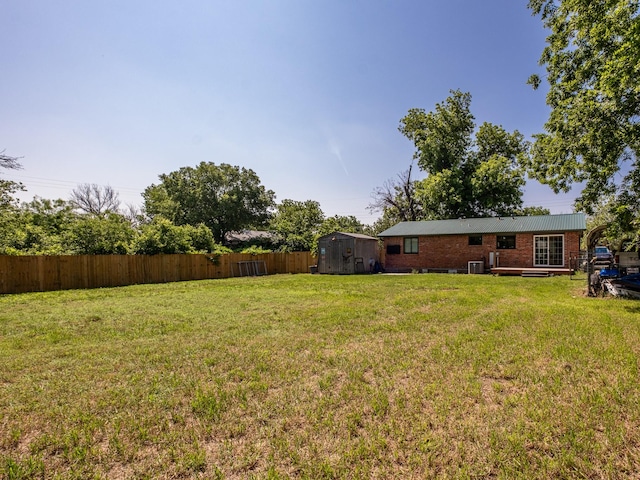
top-left (1, 273), bottom-right (640, 478)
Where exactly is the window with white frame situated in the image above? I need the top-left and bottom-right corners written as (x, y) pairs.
top-left (404, 237), bottom-right (419, 254)
top-left (534, 235), bottom-right (564, 266)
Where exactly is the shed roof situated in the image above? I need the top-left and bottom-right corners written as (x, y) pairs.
top-left (377, 213), bottom-right (587, 237)
top-left (318, 231), bottom-right (379, 241)
top-left (224, 230), bottom-right (277, 243)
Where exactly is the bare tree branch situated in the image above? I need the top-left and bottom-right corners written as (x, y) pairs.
top-left (0, 151), bottom-right (23, 170)
top-left (122, 202), bottom-right (143, 227)
top-left (70, 183), bottom-right (121, 216)
top-left (368, 164), bottom-right (422, 222)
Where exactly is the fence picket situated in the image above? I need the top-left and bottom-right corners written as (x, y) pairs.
top-left (0, 252), bottom-right (316, 294)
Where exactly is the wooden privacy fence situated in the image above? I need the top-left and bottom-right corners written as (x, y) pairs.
top-left (0, 252), bottom-right (316, 294)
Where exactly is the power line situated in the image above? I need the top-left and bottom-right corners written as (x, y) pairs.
top-left (2, 172), bottom-right (146, 196)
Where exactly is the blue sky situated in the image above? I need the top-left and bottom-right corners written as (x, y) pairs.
top-left (1, 1), bottom-right (580, 224)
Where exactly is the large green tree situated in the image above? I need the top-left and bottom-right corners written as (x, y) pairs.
top-left (526, 0), bottom-right (640, 221)
top-left (143, 162), bottom-right (275, 243)
top-left (64, 213), bottom-right (136, 255)
top-left (398, 90), bottom-right (529, 219)
top-left (10, 198), bottom-right (77, 254)
top-left (269, 199), bottom-right (325, 251)
top-left (132, 217), bottom-right (216, 255)
top-left (316, 215), bottom-right (365, 238)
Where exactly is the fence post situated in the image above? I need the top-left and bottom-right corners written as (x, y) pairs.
top-left (0, 251), bottom-right (316, 294)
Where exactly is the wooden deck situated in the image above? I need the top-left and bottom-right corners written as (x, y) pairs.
top-left (490, 267), bottom-right (573, 277)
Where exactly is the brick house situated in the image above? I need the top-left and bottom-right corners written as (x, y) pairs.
top-left (378, 213), bottom-right (586, 275)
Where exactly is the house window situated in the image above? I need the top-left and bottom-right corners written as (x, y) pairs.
top-left (386, 244), bottom-right (401, 255)
top-left (469, 235), bottom-right (483, 246)
top-left (497, 235), bottom-right (516, 249)
top-left (534, 235), bottom-right (564, 266)
top-left (404, 237), bottom-right (419, 254)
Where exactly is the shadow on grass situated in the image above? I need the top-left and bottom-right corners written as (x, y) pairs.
top-left (624, 303), bottom-right (640, 314)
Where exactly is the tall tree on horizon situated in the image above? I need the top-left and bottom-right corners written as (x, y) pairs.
top-left (143, 162), bottom-right (275, 244)
top-left (396, 90), bottom-right (529, 220)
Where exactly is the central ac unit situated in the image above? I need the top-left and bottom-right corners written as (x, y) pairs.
top-left (468, 261), bottom-right (484, 274)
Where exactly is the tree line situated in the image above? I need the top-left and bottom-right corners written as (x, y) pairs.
top-left (2, 0), bottom-right (639, 254)
top-left (0, 157), bottom-right (372, 255)
top-left (0, 89), bottom-right (553, 257)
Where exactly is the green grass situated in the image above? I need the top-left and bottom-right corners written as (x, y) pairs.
top-left (1, 273), bottom-right (640, 479)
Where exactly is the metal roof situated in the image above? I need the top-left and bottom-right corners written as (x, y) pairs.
top-left (224, 230), bottom-right (277, 243)
top-left (318, 231), bottom-right (379, 241)
top-left (377, 213), bottom-right (587, 237)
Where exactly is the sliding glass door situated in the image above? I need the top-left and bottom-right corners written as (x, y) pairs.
top-left (534, 235), bottom-right (564, 266)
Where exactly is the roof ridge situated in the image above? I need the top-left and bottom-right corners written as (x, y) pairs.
top-left (378, 213), bottom-right (586, 237)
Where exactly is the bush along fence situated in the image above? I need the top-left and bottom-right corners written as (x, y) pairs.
top-left (0, 252), bottom-right (315, 294)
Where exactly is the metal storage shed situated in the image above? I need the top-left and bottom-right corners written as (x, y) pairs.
top-left (316, 232), bottom-right (380, 274)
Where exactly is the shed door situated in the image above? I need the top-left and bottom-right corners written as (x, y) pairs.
top-left (330, 240), bottom-right (352, 274)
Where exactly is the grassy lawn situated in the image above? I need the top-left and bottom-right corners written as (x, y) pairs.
top-left (1, 273), bottom-right (640, 479)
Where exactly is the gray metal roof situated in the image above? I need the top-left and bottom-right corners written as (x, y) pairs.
top-left (377, 213), bottom-right (587, 237)
top-left (224, 230), bottom-right (277, 243)
top-left (319, 231), bottom-right (379, 241)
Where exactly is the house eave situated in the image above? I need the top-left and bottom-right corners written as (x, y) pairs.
top-left (377, 213), bottom-right (587, 238)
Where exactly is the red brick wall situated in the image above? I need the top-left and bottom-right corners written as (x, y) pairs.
top-left (382, 231), bottom-right (583, 272)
